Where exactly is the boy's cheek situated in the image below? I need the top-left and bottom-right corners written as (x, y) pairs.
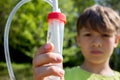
top-left (118, 35), bottom-right (120, 40)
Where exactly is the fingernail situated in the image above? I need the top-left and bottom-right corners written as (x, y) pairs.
top-left (59, 69), bottom-right (65, 76)
top-left (45, 43), bottom-right (51, 49)
top-left (56, 56), bottom-right (63, 62)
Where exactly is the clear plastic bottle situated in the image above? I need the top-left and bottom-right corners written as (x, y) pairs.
top-left (47, 12), bottom-right (66, 54)
top-left (46, 12), bottom-right (66, 80)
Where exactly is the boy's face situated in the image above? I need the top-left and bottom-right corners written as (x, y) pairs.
top-left (77, 28), bottom-right (119, 64)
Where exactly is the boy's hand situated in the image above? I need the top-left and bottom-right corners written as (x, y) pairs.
top-left (32, 43), bottom-right (64, 80)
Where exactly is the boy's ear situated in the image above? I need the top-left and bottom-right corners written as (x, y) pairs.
top-left (114, 35), bottom-right (120, 47)
top-left (117, 35), bottom-right (120, 42)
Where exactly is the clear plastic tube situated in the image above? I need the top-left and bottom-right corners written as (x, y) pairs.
top-left (47, 20), bottom-right (61, 53)
top-left (4, 0), bottom-right (31, 80)
top-left (47, 19), bottom-right (65, 55)
top-left (46, 11), bottom-right (66, 80)
top-left (44, 0), bottom-right (60, 12)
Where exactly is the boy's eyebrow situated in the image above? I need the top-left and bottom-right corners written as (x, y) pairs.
top-left (81, 28), bottom-right (116, 34)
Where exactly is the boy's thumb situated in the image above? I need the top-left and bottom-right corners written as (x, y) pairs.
top-left (45, 42), bottom-right (54, 52)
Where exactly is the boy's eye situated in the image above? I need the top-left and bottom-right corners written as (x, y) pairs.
top-left (84, 33), bottom-right (91, 36)
top-left (102, 34), bottom-right (111, 37)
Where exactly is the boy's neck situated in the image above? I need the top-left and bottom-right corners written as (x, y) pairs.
top-left (80, 61), bottom-right (115, 76)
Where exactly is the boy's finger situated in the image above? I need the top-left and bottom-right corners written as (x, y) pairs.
top-left (36, 43), bottom-right (54, 55)
top-left (33, 53), bottom-right (63, 67)
top-left (33, 66), bottom-right (64, 80)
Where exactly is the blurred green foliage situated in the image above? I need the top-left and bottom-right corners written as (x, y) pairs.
top-left (0, 0), bottom-right (120, 71)
top-left (0, 62), bottom-right (33, 80)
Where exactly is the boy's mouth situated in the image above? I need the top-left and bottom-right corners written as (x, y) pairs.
top-left (90, 50), bottom-right (102, 54)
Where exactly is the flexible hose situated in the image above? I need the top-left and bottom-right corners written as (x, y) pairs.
top-left (4, 0), bottom-right (31, 80)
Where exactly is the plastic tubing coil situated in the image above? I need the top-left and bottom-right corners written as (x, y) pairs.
top-left (4, 0), bottom-right (31, 80)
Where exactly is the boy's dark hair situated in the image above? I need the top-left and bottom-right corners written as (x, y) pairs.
top-left (77, 5), bottom-right (120, 35)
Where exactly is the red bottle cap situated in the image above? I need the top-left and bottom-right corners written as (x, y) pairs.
top-left (48, 12), bottom-right (66, 24)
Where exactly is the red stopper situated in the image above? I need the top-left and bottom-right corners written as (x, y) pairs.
top-left (48, 12), bottom-right (66, 24)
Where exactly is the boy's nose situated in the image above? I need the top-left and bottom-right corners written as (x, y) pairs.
top-left (92, 37), bottom-right (102, 47)
top-left (92, 42), bottom-right (101, 47)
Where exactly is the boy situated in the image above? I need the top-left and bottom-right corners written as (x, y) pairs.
top-left (32, 4), bottom-right (120, 80)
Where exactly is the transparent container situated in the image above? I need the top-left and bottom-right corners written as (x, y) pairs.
top-left (47, 12), bottom-right (66, 54)
top-left (46, 12), bottom-right (66, 80)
